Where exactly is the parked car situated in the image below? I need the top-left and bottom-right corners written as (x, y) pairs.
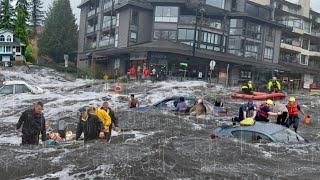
top-left (0, 81), bottom-right (44, 95)
top-left (211, 122), bottom-right (306, 143)
top-left (136, 96), bottom-right (227, 116)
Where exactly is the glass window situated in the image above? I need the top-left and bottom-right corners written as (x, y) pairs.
top-left (265, 27), bottom-right (275, 42)
top-left (154, 30), bottom-right (161, 40)
top-left (130, 31), bottom-right (137, 42)
top-left (155, 6), bottom-right (178, 23)
top-left (15, 84), bottom-right (31, 94)
top-left (300, 55), bottom-right (309, 65)
top-left (231, 130), bottom-right (254, 142)
top-left (246, 22), bottom-right (261, 40)
top-left (245, 40), bottom-right (260, 59)
top-left (0, 85), bottom-right (14, 94)
top-left (0, 35), bottom-right (4, 42)
top-left (230, 19), bottom-right (243, 28)
top-left (178, 29), bottom-right (187, 40)
top-left (131, 11), bottom-right (139, 26)
top-left (264, 47), bottom-right (273, 60)
top-left (246, 3), bottom-right (258, 17)
top-left (240, 70), bottom-right (252, 79)
top-left (154, 30), bottom-right (177, 41)
top-left (253, 132), bottom-right (272, 143)
top-left (206, 0), bottom-right (225, 9)
top-left (0, 46), bottom-right (3, 53)
top-left (5, 46), bottom-right (11, 53)
top-left (6, 35), bottom-right (11, 42)
top-left (16, 47), bottom-right (21, 53)
top-left (271, 129), bottom-right (303, 142)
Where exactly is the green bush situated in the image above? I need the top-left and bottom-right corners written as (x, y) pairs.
top-left (118, 76), bottom-right (128, 83)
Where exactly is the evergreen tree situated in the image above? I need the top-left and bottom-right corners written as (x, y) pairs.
top-left (0, 0), bottom-right (15, 29)
top-left (29, 0), bottom-right (44, 34)
top-left (38, 0), bottom-right (78, 63)
top-left (14, 0), bottom-right (29, 44)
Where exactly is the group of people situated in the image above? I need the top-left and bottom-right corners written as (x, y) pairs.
top-left (16, 101), bottom-right (121, 145)
top-left (241, 77), bottom-right (282, 94)
top-left (233, 96), bottom-right (306, 132)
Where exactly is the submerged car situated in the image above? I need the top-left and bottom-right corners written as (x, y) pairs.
top-left (136, 96), bottom-right (227, 116)
top-left (212, 122), bottom-right (306, 143)
top-left (0, 81), bottom-right (44, 95)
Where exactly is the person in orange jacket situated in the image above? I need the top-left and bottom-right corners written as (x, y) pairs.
top-left (286, 97), bottom-right (307, 132)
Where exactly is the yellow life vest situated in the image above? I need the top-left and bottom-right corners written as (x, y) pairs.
top-left (240, 118), bottom-right (255, 126)
top-left (96, 109), bottom-right (112, 132)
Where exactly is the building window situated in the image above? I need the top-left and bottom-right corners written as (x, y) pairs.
top-left (245, 40), bottom-right (260, 59)
top-left (102, 16), bottom-right (116, 29)
top-left (199, 31), bottom-right (224, 52)
top-left (264, 47), bottom-right (273, 60)
top-left (246, 3), bottom-right (270, 20)
top-left (206, 0), bottom-right (225, 9)
top-left (130, 31), bottom-right (137, 42)
top-left (246, 21), bottom-right (261, 40)
top-left (99, 34), bottom-right (115, 47)
top-left (300, 55), bottom-right (309, 65)
top-left (229, 19), bottom-right (243, 35)
top-left (0, 46), bottom-right (3, 53)
top-left (5, 46), bottom-right (12, 53)
top-left (178, 29), bottom-right (197, 41)
top-left (155, 6), bottom-right (178, 23)
top-left (0, 35), bottom-right (4, 42)
top-left (16, 47), bottom-right (21, 53)
top-left (6, 35), bottom-right (11, 42)
top-left (115, 33), bottom-right (118, 47)
top-left (154, 30), bottom-right (177, 41)
top-left (131, 11), bottom-right (139, 26)
top-left (265, 27), bottom-right (275, 42)
top-left (228, 36), bottom-right (243, 56)
top-left (240, 70), bottom-right (252, 79)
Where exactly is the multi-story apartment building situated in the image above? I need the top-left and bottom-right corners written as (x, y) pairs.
top-left (0, 29), bottom-right (25, 67)
top-left (77, 0), bottom-right (319, 86)
top-left (273, 0), bottom-right (320, 87)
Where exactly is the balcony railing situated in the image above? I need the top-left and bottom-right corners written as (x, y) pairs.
top-left (310, 45), bottom-right (320, 52)
top-left (179, 15), bottom-right (223, 30)
top-left (281, 39), bottom-right (301, 47)
top-left (87, 42), bottom-right (97, 49)
top-left (179, 15), bottom-right (196, 25)
top-left (99, 37), bottom-right (115, 47)
top-left (278, 20), bottom-right (303, 30)
top-left (311, 32), bottom-right (320, 37)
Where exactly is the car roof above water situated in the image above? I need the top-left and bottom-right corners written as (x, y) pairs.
top-left (222, 122), bottom-right (286, 135)
top-left (3, 80), bottom-right (28, 85)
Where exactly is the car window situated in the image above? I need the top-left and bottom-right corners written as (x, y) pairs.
top-left (0, 85), bottom-right (13, 94)
top-left (271, 129), bottom-right (303, 142)
top-left (231, 130), bottom-right (254, 142)
top-left (185, 99), bottom-right (196, 107)
top-left (156, 99), bottom-right (176, 108)
top-left (15, 84), bottom-right (31, 94)
top-left (253, 132), bottom-right (272, 143)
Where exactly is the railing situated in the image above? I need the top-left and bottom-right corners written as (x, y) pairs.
top-left (281, 39), bottom-right (301, 47)
top-left (87, 42), bottom-right (97, 49)
top-left (179, 15), bottom-right (223, 30)
top-left (310, 45), bottom-right (320, 52)
top-left (99, 37), bottom-right (115, 47)
top-left (280, 54), bottom-right (300, 64)
top-left (278, 20), bottom-right (303, 29)
top-left (311, 32), bottom-right (320, 37)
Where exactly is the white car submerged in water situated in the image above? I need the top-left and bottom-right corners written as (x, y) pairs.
top-left (0, 80), bottom-right (44, 95)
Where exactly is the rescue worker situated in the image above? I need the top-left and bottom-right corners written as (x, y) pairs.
top-left (96, 105), bottom-right (112, 142)
top-left (274, 102), bottom-right (288, 126)
top-left (255, 99), bottom-right (281, 122)
top-left (16, 102), bottom-right (46, 145)
top-left (76, 107), bottom-right (104, 142)
top-left (267, 77), bottom-right (281, 92)
top-left (173, 97), bottom-right (188, 113)
top-left (233, 101), bottom-right (257, 122)
top-left (286, 97), bottom-right (307, 132)
top-left (129, 94), bottom-right (139, 108)
top-left (241, 81), bottom-right (253, 94)
top-left (101, 102), bottom-right (121, 142)
top-left (190, 99), bottom-right (207, 116)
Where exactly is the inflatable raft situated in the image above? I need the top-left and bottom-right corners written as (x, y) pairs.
top-left (231, 91), bottom-right (286, 100)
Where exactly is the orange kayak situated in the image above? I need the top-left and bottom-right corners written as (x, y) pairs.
top-left (231, 91), bottom-right (286, 100)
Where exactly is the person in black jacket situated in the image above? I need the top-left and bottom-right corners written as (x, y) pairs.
top-left (101, 102), bottom-right (121, 142)
top-left (76, 107), bottom-right (104, 142)
top-left (16, 102), bottom-right (46, 145)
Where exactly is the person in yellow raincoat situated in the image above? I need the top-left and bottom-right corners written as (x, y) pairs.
top-left (242, 81), bottom-right (253, 94)
top-left (95, 107), bottom-right (112, 142)
top-left (267, 77), bottom-right (281, 92)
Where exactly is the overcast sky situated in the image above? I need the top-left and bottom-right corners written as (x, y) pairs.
top-left (43, 0), bottom-right (320, 24)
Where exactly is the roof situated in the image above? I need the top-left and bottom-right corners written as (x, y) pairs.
top-left (231, 122), bottom-right (286, 135)
top-left (0, 29), bottom-right (13, 34)
top-left (3, 80), bottom-right (28, 85)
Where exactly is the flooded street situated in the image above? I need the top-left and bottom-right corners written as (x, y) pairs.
top-left (0, 67), bottom-right (320, 179)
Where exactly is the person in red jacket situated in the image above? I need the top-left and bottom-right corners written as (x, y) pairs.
top-left (255, 99), bottom-right (281, 122)
top-left (142, 67), bottom-right (150, 78)
top-left (129, 66), bottom-right (137, 79)
top-left (286, 97), bottom-right (306, 132)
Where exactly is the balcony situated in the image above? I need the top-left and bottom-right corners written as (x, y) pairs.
top-left (103, 0), bottom-right (120, 10)
top-left (179, 15), bottom-right (223, 30)
top-left (99, 36), bottom-right (115, 47)
top-left (179, 16), bottom-right (196, 25)
top-left (311, 32), bottom-right (320, 37)
top-left (87, 8), bottom-right (99, 17)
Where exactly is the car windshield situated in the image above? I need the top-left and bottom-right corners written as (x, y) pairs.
top-left (0, 85), bottom-right (13, 94)
top-left (271, 129), bottom-right (304, 142)
top-left (15, 84), bottom-right (31, 94)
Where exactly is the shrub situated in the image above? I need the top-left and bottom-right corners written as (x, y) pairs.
top-left (118, 76), bottom-right (128, 83)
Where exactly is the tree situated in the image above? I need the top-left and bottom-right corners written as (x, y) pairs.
top-left (29, 0), bottom-right (44, 35)
top-left (0, 0), bottom-right (15, 29)
top-left (38, 0), bottom-right (78, 63)
top-left (14, 0), bottom-right (29, 44)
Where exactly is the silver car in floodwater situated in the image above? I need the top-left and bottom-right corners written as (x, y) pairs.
top-left (212, 122), bottom-right (306, 143)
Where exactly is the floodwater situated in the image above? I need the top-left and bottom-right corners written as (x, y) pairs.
top-left (0, 67), bottom-right (320, 179)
